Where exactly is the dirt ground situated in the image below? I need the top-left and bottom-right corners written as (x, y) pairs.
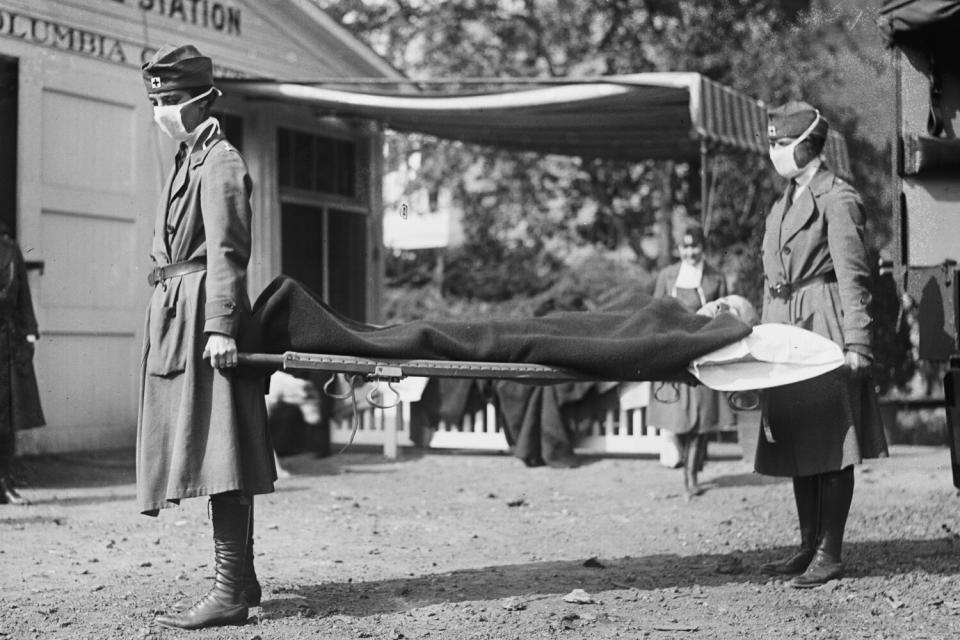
top-left (2, 442), bottom-right (960, 640)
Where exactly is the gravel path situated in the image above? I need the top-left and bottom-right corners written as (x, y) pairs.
top-left (1, 443), bottom-right (959, 639)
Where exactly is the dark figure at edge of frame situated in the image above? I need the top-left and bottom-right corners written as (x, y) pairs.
top-left (646, 223), bottom-right (727, 498)
top-left (137, 45), bottom-right (276, 630)
top-left (757, 101), bottom-right (887, 588)
top-left (0, 221), bottom-right (44, 506)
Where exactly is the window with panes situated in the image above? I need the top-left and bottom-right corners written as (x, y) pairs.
top-left (277, 127), bottom-right (368, 321)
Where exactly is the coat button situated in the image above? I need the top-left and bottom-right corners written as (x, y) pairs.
top-left (782, 247), bottom-right (791, 255)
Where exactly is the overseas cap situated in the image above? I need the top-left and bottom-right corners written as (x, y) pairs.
top-left (142, 44), bottom-right (214, 94)
top-left (767, 100), bottom-right (829, 141)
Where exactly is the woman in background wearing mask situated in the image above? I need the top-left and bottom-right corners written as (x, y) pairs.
top-left (138, 45), bottom-right (275, 629)
top-left (758, 101), bottom-right (886, 588)
top-left (647, 224), bottom-right (728, 498)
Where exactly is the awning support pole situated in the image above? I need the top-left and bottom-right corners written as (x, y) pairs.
top-left (700, 139), bottom-right (711, 237)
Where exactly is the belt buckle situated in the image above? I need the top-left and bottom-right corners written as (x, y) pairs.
top-left (148, 266), bottom-right (165, 288)
top-left (770, 282), bottom-right (792, 300)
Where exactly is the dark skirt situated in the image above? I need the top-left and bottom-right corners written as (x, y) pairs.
top-left (754, 368), bottom-right (888, 477)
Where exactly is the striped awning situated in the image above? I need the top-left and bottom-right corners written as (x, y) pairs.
top-left (222, 72), bottom-right (851, 178)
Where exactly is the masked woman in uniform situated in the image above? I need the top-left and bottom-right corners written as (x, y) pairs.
top-left (647, 224), bottom-right (728, 497)
top-left (0, 222), bottom-right (44, 505)
top-left (137, 45), bottom-right (276, 629)
top-left (758, 101), bottom-right (887, 588)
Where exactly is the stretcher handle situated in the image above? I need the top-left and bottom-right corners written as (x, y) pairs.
top-left (237, 353), bottom-right (284, 368)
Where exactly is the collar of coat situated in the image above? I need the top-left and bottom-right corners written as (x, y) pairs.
top-left (770, 164), bottom-right (843, 248)
top-left (182, 118), bottom-right (224, 170)
top-left (775, 164), bottom-right (841, 206)
top-left (807, 163), bottom-right (842, 198)
top-left (165, 119), bottom-right (226, 215)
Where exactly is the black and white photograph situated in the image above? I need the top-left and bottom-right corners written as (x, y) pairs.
top-left (1, 1), bottom-right (959, 638)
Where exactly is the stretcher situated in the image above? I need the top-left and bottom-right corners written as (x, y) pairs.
top-left (239, 351), bottom-right (611, 450)
top-left (238, 322), bottom-right (847, 458)
top-left (240, 322), bottom-right (845, 390)
top-left (240, 350), bottom-right (611, 457)
top-left (239, 351), bottom-right (607, 383)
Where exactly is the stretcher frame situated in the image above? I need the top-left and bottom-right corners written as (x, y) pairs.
top-left (239, 352), bottom-right (614, 383)
top-left (240, 351), bottom-right (622, 459)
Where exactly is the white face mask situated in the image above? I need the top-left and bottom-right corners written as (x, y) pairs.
top-left (768, 112), bottom-right (821, 179)
top-left (152, 87), bottom-right (217, 141)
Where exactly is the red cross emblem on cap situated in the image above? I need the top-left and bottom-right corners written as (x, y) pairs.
top-left (150, 77), bottom-right (162, 89)
top-left (767, 124), bottom-right (777, 137)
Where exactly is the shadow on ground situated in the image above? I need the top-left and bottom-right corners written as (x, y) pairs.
top-left (261, 537), bottom-right (960, 620)
top-left (13, 446), bottom-right (425, 491)
top-left (17, 449), bottom-right (137, 489)
top-left (708, 472), bottom-right (790, 489)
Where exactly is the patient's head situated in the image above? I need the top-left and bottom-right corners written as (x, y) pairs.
top-left (697, 294), bottom-right (759, 326)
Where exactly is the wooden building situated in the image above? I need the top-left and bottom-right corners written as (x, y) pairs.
top-left (0, 0), bottom-right (400, 453)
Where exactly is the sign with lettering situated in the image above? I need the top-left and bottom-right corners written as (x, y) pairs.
top-left (104, 0), bottom-right (242, 36)
top-left (0, 6), bottom-right (246, 76)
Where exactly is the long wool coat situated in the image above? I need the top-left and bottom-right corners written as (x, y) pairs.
top-left (0, 236), bottom-right (44, 436)
top-left (646, 260), bottom-right (727, 435)
top-left (755, 165), bottom-right (887, 477)
top-left (136, 121), bottom-right (275, 515)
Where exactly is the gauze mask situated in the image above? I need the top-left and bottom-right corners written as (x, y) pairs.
top-left (768, 111), bottom-right (821, 179)
top-left (153, 87), bottom-right (217, 141)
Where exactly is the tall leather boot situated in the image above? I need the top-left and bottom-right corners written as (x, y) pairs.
top-left (792, 466), bottom-right (853, 588)
top-left (155, 494), bottom-right (251, 630)
top-left (761, 474), bottom-right (820, 575)
top-left (241, 499), bottom-right (262, 606)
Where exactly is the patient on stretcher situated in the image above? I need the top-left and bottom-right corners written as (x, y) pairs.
top-left (697, 294), bottom-right (759, 326)
top-left (251, 275), bottom-right (753, 383)
top-left (250, 276), bottom-right (841, 393)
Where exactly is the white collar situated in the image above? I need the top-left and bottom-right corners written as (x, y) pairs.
top-left (675, 260), bottom-right (704, 289)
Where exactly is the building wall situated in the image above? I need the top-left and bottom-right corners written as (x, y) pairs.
top-left (0, 0), bottom-right (396, 453)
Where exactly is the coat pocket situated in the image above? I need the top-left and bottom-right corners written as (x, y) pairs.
top-left (799, 286), bottom-right (845, 347)
top-left (146, 280), bottom-right (189, 376)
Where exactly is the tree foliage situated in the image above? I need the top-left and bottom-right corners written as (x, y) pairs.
top-left (320, 1), bottom-right (896, 342)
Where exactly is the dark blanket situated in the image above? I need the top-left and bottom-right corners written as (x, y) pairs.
top-left (251, 276), bottom-right (752, 382)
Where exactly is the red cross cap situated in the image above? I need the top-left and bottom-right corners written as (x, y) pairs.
top-left (141, 44), bottom-right (214, 95)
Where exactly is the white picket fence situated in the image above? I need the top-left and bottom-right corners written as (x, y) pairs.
top-left (329, 381), bottom-right (666, 458)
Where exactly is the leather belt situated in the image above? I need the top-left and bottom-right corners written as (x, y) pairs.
top-left (769, 271), bottom-right (836, 300)
top-left (147, 258), bottom-right (206, 287)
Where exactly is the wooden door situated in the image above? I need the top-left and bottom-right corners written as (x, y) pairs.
top-left (17, 56), bottom-right (148, 451)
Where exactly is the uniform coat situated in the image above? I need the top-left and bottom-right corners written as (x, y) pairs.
top-left (756, 165), bottom-right (887, 477)
top-left (136, 121), bottom-right (275, 515)
top-left (646, 260), bottom-right (728, 435)
top-left (0, 236), bottom-right (45, 436)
